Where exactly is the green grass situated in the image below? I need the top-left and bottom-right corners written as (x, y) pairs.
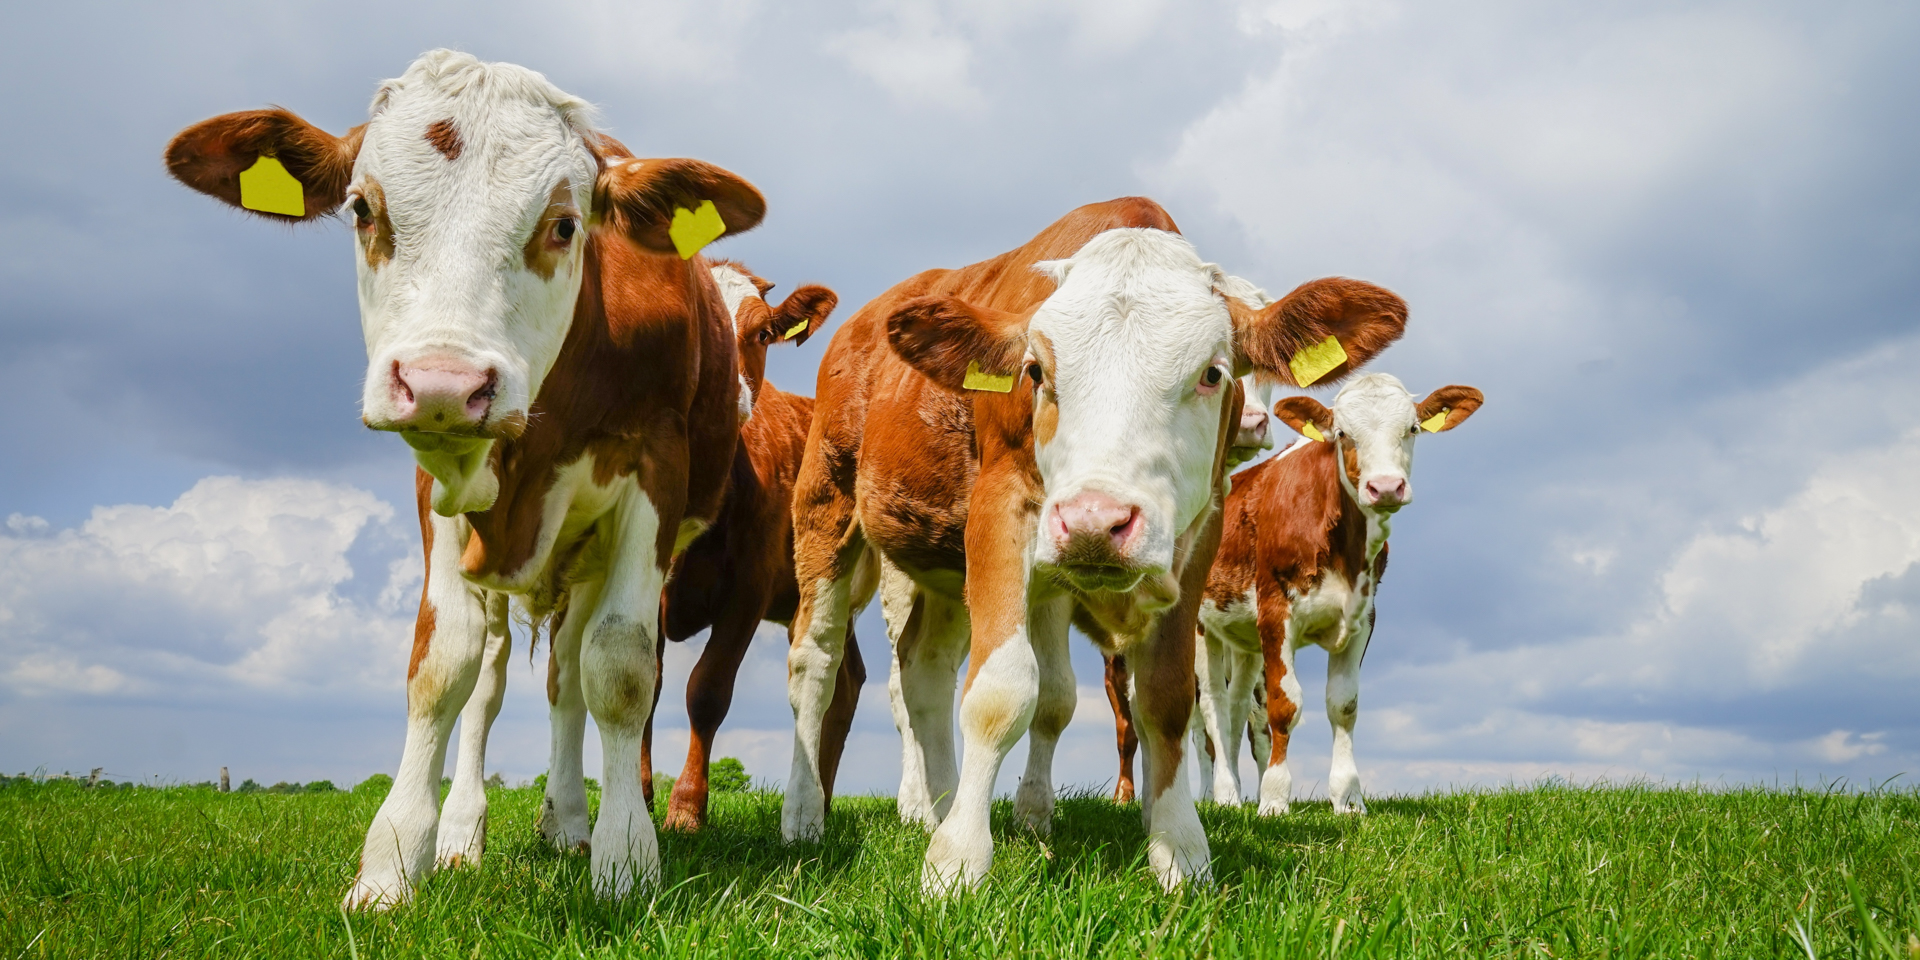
top-left (2, 778), bottom-right (1916, 958)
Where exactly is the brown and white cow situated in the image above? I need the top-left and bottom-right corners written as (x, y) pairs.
top-left (1184, 374), bottom-right (1483, 814)
top-left (165, 50), bottom-right (765, 905)
top-left (780, 197), bottom-right (1407, 891)
top-left (642, 261), bottom-right (866, 831)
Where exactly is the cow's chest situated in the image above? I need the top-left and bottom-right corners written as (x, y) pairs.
top-left (1199, 587), bottom-right (1261, 653)
top-left (1285, 567), bottom-right (1375, 654)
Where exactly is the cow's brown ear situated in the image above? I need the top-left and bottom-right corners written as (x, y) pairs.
top-left (1272, 396), bottom-right (1334, 441)
top-left (1414, 385), bottom-right (1484, 433)
top-left (595, 157), bottom-right (765, 259)
top-left (765, 284), bottom-right (837, 347)
top-left (886, 295), bottom-right (1031, 394)
top-left (165, 109), bottom-right (364, 222)
top-left (1230, 277), bottom-right (1407, 388)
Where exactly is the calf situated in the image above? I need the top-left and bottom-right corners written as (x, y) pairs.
top-left (166, 50), bottom-right (765, 905)
top-left (1190, 374), bottom-right (1483, 813)
top-left (645, 262), bottom-right (866, 831)
top-left (781, 197), bottom-right (1407, 891)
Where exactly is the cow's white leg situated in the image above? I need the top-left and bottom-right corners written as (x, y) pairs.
top-left (1013, 597), bottom-right (1074, 835)
top-left (1217, 645), bottom-right (1260, 805)
top-left (579, 491), bottom-right (668, 898)
top-left (346, 513), bottom-right (489, 909)
top-left (537, 583), bottom-right (597, 853)
top-left (437, 592), bottom-right (512, 868)
top-left (1192, 629), bottom-right (1240, 804)
top-left (784, 554), bottom-right (861, 842)
top-left (923, 627), bottom-right (1037, 893)
top-left (1327, 628), bottom-right (1370, 815)
top-left (887, 572), bottom-right (969, 829)
top-left (1132, 630), bottom-right (1211, 890)
top-left (1257, 637), bottom-right (1303, 816)
top-left (1246, 683), bottom-right (1272, 779)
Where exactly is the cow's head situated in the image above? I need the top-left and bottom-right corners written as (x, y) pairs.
top-left (1274, 374), bottom-right (1483, 514)
top-left (708, 262), bottom-right (836, 421)
top-left (165, 50), bottom-right (764, 514)
top-left (887, 227), bottom-right (1406, 607)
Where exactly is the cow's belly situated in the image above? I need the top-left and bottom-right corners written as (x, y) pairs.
top-left (464, 453), bottom-right (633, 598)
top-left (1287, 570), bottom-right (1373, 654)
top-left (1199, 588), bottom-right (1260, 653)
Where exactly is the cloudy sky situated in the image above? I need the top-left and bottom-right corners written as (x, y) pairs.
top-left (3, 0), bottom-right (1917, 800)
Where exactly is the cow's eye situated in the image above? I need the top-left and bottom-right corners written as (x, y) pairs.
top-left (1203, 367), bottom-right (1223, 386)
top-left (351, 197), bottom-right (372, 226)
top-left (1196, 365), bottom-right (1225, 395)
top-left (758, 329), bottom-right (773, 344)
top-left (552, 217), bottom-right (577, 243)
top-left (1027, 362), bottom-right (1044, 386)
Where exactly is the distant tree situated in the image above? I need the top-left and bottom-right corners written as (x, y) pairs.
top-left (268, 782), bottom-right (299, 794)
top-left (237, 779), bottom-right (262, 793)
top-left (709, 758), bottom-right (750, 793)
top-left (484, 773), bottom-right (505, 790)
top-left (304, 780), bottom-right (337, 793)
top-left (353, 774), bottom-right (393, 797)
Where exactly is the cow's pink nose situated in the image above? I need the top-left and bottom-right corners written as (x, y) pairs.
top-left (1236, 407), bottom-right (1269, 446)
top-left (1363, 476), bottom-right (1410, 507)
top-left (1050, 491), bottom-right (1144, 555)
top-left (392, 359), bottom-right (495, 430)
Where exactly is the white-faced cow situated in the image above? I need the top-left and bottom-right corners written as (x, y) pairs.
top-left (1185, 373), bottom-right (1483, 814)
top-left (165, 50), bottom-right (766, 905)
top-left (780, 197), bottom-right (1407, 891)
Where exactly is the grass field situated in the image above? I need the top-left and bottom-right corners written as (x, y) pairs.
top-left (2, 777), bottom-right (1916, 958)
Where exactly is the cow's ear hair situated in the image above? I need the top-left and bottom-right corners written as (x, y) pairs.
top-left (595, 157), bottom-right (766, 258)
top-left (886, 295), bottom-right (1031, 393)
top-left (1272, 396), bottom-right (1334, 441)
top-left (1414, 385), bottom-right (1484, 433)
top-left (165, 109), bottom-right (364, 222)
top-left (1229, 277), bottom-right (1407, 387)
top-left (766, 284), bottom-right (838, 347)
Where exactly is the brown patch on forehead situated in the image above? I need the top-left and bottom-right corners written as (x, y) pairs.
top-left (425, 119), bottom-right (463, 160)
top-left (523, 180), bottom-right (579, 281)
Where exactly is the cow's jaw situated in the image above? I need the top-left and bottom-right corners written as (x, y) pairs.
top-left (348, 53), bottom-right (599, 515)
top-left (1027, 228), bottom-right (1234, 606)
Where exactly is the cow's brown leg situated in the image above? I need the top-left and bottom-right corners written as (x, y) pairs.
top-left (1255, 588), bottom-right (1302, 816)
top-left (640, 628), bottom-right (665, 812)
top-left (817, 625), bottom-right (867, 810)
top-left (664, 595), bottom-right (764, 831)
top-left (1103, 654), bottom-right (1138, 803)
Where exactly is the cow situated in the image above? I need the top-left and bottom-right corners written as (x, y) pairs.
top-left (779, 196), bottom-right (1408, 891)
top-left (641, 261), bottom-right (866, 831)
top-left (1176, 373), bottom-right (1484, 814)
top-left (164, 50), bottom-right (768, 906)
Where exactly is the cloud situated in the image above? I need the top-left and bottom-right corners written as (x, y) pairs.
top-left (0, 476), bottom-right (418, 702)
top-left (825, 1), bottom-right (986, 111)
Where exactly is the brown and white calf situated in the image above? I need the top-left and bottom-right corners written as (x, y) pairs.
top-left (166, 50), bottom-right (765, 905)
top-left (1187, 374), bottom-right (1483, 814)
top-left (781, 196), bottom-right (1407, 891)
top-left (644, 261), bottom-right (866, 831)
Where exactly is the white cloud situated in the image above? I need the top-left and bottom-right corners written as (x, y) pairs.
top-left (0, 476), bottom-right (418, 701)
top-left (825, 1), bottom-right (986, 111)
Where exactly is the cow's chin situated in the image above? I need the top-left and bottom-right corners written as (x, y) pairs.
top-left (1049, 562), bottom-right (1147, 595)
top-left (1056, 566), bottom-right (1182, 639)
top-left (366, 411), bottom-right (528, 442)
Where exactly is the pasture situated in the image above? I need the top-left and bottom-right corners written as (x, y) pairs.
top-left (2, 778), bottom-right (1915, 959)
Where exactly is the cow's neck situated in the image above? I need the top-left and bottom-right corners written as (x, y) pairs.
top-left (408, 433), bottom-right (500, 516)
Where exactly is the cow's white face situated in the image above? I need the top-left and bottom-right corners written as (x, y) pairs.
top-left (349, 52), bottom-right (599, 445)
top-left (1026, 229), bottom-right (1237, 598)
top-left (1327, 374), bottom-right (1422, 512)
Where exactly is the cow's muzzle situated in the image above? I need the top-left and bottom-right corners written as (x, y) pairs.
top-left (379, 358), bottom-right (498, 434)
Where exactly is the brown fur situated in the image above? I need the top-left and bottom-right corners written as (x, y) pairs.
top-left (424, 119), bottom-right (463, 161)
top-left (1229, 278), bottom-right (1408, 387)
top-left (407, 469), bottom-right (437, 681)
top-left (164, 110), bottom-right (365, 222)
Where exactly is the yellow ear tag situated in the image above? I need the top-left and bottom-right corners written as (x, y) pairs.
top-left (1288, 335), bottom-right (1348, 387)
top-left (1301, 422), bottom-right (1326, 442)
top-left (238, 155), bottom-right (305, 217)
top-left (962, 360), bottom-right (1015, 393)
top-left (668, 200), bottom-right (727, 259)
top-left (1421, 408), bottom-right (1450, 433)
top-left (782, 320), bottom-right (809, 340)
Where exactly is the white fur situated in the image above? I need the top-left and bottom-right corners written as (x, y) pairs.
top-left (922, 608), bottom-right (1041, 893)
top-left (782, 551), bottom-right (879, 842)
top-left (710, 264), bottom-right (764, 420)
top-left (882, 560), bottom-right (968, 829)
top-left (351, 51), bottom-right (601, 516)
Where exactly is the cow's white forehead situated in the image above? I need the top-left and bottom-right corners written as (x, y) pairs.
top-left (358, 50), bottom-right (598, 229)
top-left (709, 264), bottom-right (762, 333)
top-left (1333, 373), bottom-right (1416, 428)
top-left (1031, 229), bottom-right (1232, 392)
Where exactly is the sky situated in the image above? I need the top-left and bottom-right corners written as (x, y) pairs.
top-left (2, 0), bottom-right (1917, 801)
